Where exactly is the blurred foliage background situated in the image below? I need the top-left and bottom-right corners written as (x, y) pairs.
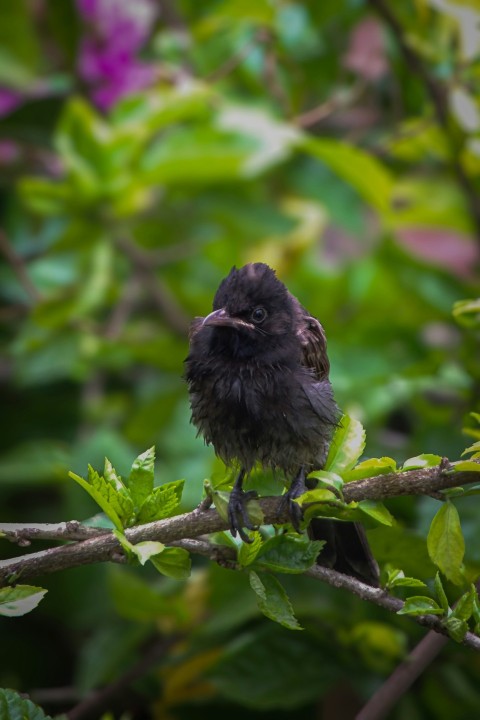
top-left (0, 0), bottom-right (479, 718)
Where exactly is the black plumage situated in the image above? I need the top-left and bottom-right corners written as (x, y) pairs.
top-left (185, 262), bottom-right (379, 585)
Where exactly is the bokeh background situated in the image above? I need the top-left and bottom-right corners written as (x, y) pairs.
top-left (1, 1), bottom-right (479, 718)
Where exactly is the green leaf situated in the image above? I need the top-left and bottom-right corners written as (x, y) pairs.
top-left (459, 483), bottom-right (480, 497)
top-left (295, 488), bottom-right (354, 523)
top-left (111, 83), bottom-right (214, 133)
top-left (451, 585), bottom-right (476, 622)
top-left (19, 177), bottom-right (73, 216)
top-left (307, 470), bottom-right (344, 493)
top-left (55, 97), bottom-right (112, 185)
top-left (136, 479), bottom-right (184, 524)
top-left (0, 1), bottom-right (40, 87)
top-left (452, 460), bottom-right (480, 472)
top-left (348, 621), bottom-right (406, 670)
top-left (388, 177), bottom-right (469, 233)
top-left (140, 126), bottom-right (257, 185)
top-left (113, 528), bottom-right (135, 559)
top-left (128, 446), bottom-right (155, 508)
top-left (113, 530), bottom-right (191, 580)
top-left (358, 501), bottom-right (395, 527)
top-left (295, 487), bottom-right (339, 506)
top-left (150, 547), bottom-right (192, 579)
top-left (462, 441), bottom-right (480, 457)
top-left (0, 440), bottom-right (69, 485)
top-left (108, 565), bottom-right (185, 623)
top-left (343, 457), bottom-right (397, 482)
top-left (325, 414), bottom-right (366, 474)
top-left (385, 568), bottom-right (427, 590)
top-left (470, 412), bottom-right (480, 424)
top-left (0, 688), bottom-right (53, 720)
top-left (67, 238), bottom-right (112, 320)
top-left (442, 616), bottom-right (468, 643)
top-left (452, 298), bottom-right (480, 328)
top-left (210, 488), bottom-right (263, 530)
top-left (103, 458), bottom-right (127, 493)
top-left (238, 531), bottom-right (263, 567)
top-left (254, 535), bottom-right (324, 574)
top-left (217, 105), bottom-right (299, 175)
top-left (301, 136), bottom-right (394, 214)
top-left (402, 454), bottom-right (442, 470)
top-left (391, 578), bottom-right (428, 588)
top-left (434, 572), bottom-right (450, 614)
top-left (427, 502), bottom-right (465, 585)
top-left (134, 541), bottom-right (166, 565)
top-left (211, 489), bottom-right (230, 523)
top-left (473, 595), bottom-right (480, 635)
top-left (196, 0), bottom-right (276, 32)
top-left (208, 621), bottom-right (337, 709)
top-left (369, 526), bottom-right (436, 579)
top-left (0, 585), bottom-right (48, 617)
top-left (397, 596), bottom-right (444, 616)
top-left (249, 571), bottom-right (301, 630)
top-left (69, 465), bottom-right (134, 531)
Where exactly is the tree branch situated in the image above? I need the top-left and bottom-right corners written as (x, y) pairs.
top-left (2, 459), bottom-right (480, 652)
top-left (342, 460), bottom-right (479, 502)
top-left (1, 458), bottom-right (478, 583)
top-left (0, 521), bottom-right (108, 545)
top-left (356, 631), bottom-right (448, 720)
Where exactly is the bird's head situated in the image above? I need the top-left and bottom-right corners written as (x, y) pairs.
top-left (199, 263), bottom-right (301, 363)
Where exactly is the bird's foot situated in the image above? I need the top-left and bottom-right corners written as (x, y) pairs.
top-left (280, 469), bottom-right (307, 533)
top-left (228, 487), bottom-right (259, 543)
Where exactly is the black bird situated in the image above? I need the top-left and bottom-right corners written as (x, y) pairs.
top-left (185, 262), bottom-right (379, 586)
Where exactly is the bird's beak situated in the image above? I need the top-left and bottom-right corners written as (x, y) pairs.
top-left (202, 308), bottom-right (253, 330)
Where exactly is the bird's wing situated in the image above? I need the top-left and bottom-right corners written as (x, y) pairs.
top-left (297, 314), bottom-right (330, 381)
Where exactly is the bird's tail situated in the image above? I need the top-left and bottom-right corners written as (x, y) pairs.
top-left (309, 518), bottom-right (380, 587)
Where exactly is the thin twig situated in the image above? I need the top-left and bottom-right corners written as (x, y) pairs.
top-left (262, 30), bottom-right (289, 112)
top-left (170, 537), bottom-right (238, 569)
top-left (294, 82), bottom-right (366, 129)
top-left (0, 521), bottom-right (107, 545)
top-left (305, 565), bottom-right (480, 652)
top-left (103, 273), bottom-right (140, 340)
top-left (206, 30), bottom-right (269, 83)
top-left (67, 635), bottom-right (177, 720)
top-left (149, 240), bottom-right (194, 267)
top-left (115, 235), bottom-right (190, 337)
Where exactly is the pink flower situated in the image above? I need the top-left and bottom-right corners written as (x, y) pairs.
top-left (343, 18), bottom-right (388, 82)
top-left (0, 88), bottom-right (22, 117)
top-left (76, 0), bottom-right (157, 110)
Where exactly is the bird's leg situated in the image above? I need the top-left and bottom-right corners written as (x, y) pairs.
top-left (281, 466), bottom-right (307, 533)
top-left (228, 468), bottom-right (258, 543)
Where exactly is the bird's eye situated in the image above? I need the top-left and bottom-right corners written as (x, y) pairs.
top-left (251, 306), bottom-right (267, 324)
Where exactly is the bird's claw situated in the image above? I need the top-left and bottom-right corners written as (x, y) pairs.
top-left (280, 492), bottom-right (304, 533)
top-left (228, 488), bottom-right (258, 543)
top-left (280, 469), bottom-right (307, 533)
